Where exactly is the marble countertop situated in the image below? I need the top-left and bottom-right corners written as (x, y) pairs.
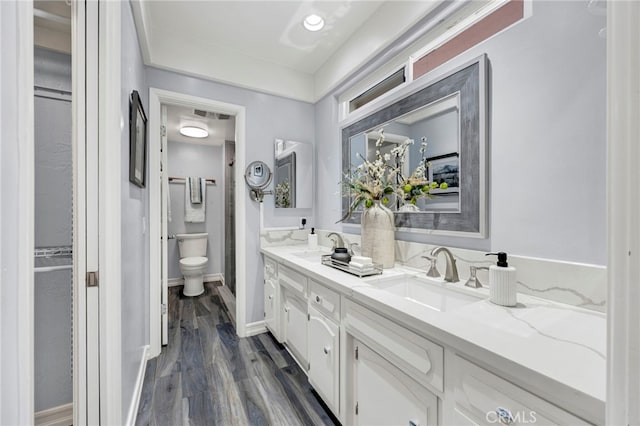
top-left (260, 244), bottom-right (606, 423)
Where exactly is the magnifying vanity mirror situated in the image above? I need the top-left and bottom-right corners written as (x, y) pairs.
top-left (274, 139), bottom-right (312, 209)
top-left (245, 160), bottom-right (272, 202)
top-left (341, 55), bottom-right (487, 237)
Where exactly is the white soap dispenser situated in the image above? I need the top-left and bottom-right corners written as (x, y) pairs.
top-left (308, 227), bottom-right (318, 250)
top-left (485, 252), bottom-right (517, 307)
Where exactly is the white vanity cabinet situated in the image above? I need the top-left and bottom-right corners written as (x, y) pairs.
top-left (263, 256), bottom-right (279, 341)
top-left (279, 264), bottom-right (309, 369)
top-left (260, 248), bottom-right (601, 426)
top-left (449, 355), bottom-right (591, 426)
top-left (307, 279), bottom-right (341, 414)
top-left (343, 299), bottom-right (442, 425)
top-left (352, 339), bottom-right (438, 426)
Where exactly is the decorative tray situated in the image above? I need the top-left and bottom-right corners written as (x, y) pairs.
top-left (321, 254), bottom-right (383, 278)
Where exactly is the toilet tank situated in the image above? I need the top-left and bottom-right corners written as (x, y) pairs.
top-left (176, 233), bottom-right (208, 258)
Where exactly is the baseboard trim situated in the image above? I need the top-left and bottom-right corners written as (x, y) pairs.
top-left (245, 320), bottom-right (267, 337)
top-left (35, 403), bottom-right (73, 426)
top-left (168, 273), bottom-right (224, 287)
top-left (125, 345), bottom-right (149, 426)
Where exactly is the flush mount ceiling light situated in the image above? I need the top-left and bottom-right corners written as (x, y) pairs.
top-left (303, 14), bottom-right (324, 32)
top-left (179, 126), bottom-right (208, 138)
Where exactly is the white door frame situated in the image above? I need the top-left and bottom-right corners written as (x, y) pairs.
top-left (148, 88), bottom-right (248, 357)
top-left (606, 1), bottom-right (640, 425)
top-left (0, 1), bottom-right (35, 424)
top-left (71, 0), bottom-right (88, 422)
top-left (96, 1), bottom-right (123, 424)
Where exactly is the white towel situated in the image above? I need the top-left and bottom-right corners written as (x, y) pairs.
top-left (349, 261), bottom-right (375, 272)
top-left (189, 176), bottom-right (202, 204)
top-left (185, 178), bottom-right (206, 223)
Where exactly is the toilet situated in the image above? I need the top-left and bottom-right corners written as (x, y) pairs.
top-left (176, 233), bottom-right (208, 296)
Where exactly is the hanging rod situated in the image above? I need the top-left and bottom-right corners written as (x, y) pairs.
top-left (168, 177), bottom-right (216, 185)
top-left (34, 8), bottom-right (71, 27)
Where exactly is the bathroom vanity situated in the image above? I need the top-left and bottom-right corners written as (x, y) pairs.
top-left (260, 245), bottom-right (605, 426)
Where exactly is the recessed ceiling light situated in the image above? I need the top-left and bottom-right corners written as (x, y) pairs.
top-left (179, 126), bottom-right (208, 138)
top-left (303, 14), bottom-right (324, 32)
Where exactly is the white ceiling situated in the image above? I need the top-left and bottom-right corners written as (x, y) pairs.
top-left (132, 1), bottom-right (443, 102)
top-left (165, 104), bottom-right (236, 146)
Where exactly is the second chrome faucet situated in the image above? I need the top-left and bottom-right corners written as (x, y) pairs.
top-left (426, 246), bottom-right (459, 282)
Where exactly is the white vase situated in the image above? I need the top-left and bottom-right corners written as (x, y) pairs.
top-left (361, 201), bottom-right (395, 268)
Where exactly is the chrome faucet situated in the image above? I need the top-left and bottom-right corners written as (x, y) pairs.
top-left (327, 232), bottom-right (346, 249)
top-left (421, 255), bottom-right (441, 278)
top-left (429, 247), bottom-right (459, 282)
top-left (465, 265), bottom-right (489, 288)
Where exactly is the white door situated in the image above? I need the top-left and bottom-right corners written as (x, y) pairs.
top-left (73, 1), bottom-right (122, 423)
top-left (264, 277), bottom-right (277, 334)
top-left (353, 340), bottom-right (438, 426)
top-left (161, 105), bottom-right (169, 345)
top-left (77, 0), bottom-right (101, 423)
top-left (282, 290), bottom-right (308, 368)
top-left (308, 306), bottom-right (339, 412)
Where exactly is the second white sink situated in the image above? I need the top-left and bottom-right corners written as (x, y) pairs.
top-left (366, 274), bottom-right (481, 312)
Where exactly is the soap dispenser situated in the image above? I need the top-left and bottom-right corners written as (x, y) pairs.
top-left (485, 252), bottom-right (517, 307)
top-left (308, 228), bottom-right (318, 250)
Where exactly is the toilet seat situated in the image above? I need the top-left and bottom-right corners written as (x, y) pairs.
top-left (180, 256), bottom-right (208, 268)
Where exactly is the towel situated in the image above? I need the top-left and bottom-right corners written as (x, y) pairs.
top-left (185, 178), bottom-right (206, 223)
top-left (189, 176), bottom-right (202, 204)
top-left (349, 261), bottom-right (375, 272)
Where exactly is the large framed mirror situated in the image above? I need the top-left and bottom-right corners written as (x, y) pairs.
top-left (341, 55), bottom-right (487, 237)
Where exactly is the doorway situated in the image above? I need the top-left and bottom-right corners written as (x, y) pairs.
top-left (148, 89), bottom-right (248, 358)
top-left (162, 104), bottom-right (237, 325)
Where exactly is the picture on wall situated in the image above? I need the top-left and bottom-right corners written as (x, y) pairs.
top-left (129, 90), bottom-right (147, 188)
top-left (427, 153), bottom-right (459, 194)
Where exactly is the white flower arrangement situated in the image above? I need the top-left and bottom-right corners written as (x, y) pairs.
top-left (340, 129), bottom-right (449, 221)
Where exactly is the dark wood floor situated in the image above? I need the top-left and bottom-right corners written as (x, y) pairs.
top-left (135, 283), bottom-right (338, 426)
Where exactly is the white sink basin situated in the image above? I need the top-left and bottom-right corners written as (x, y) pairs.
top-left (366, 274), bottom-right (481, 312)
top-left (291, 249), bottom-right (328, 263)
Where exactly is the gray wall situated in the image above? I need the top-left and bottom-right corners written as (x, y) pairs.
top-left (121, 2), bottom-right (149, 422)
top-left (146, 67), bottom-right (316, 323)
top-left (33, 47), bottom-right (73, 412)
top-left (316, 0), bottom-right (606, 265)
top-left (167, 140), bottom-right (224, 279)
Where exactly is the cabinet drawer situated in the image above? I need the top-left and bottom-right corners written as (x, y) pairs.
top-left (264, 256), bottom-right (277, 279)
top-left (344, 299), bottom-right (444, 393)
top-left (279, 265), bottom-right (307, 296)
top-left (309, 279), bottom-right (340, 322)
top-left (453, 356), bottom-right (591, 425)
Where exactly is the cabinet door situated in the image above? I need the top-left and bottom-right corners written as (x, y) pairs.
top-left (308, 306), bottom-right (339, 412)
top-left (282, 290), bottom-right (308, 368)
top-left (264, 278), bottom-right (277, 338)
top-left (354, 340), bottom-right (438, 426)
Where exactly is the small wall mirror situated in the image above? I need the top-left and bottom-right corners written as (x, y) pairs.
top-left (342, 55), bottom-right (487, 237)
top-left (245, 160), bottom-right (272, 202)
top-left (274, 139), bottom-right (312, 208)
